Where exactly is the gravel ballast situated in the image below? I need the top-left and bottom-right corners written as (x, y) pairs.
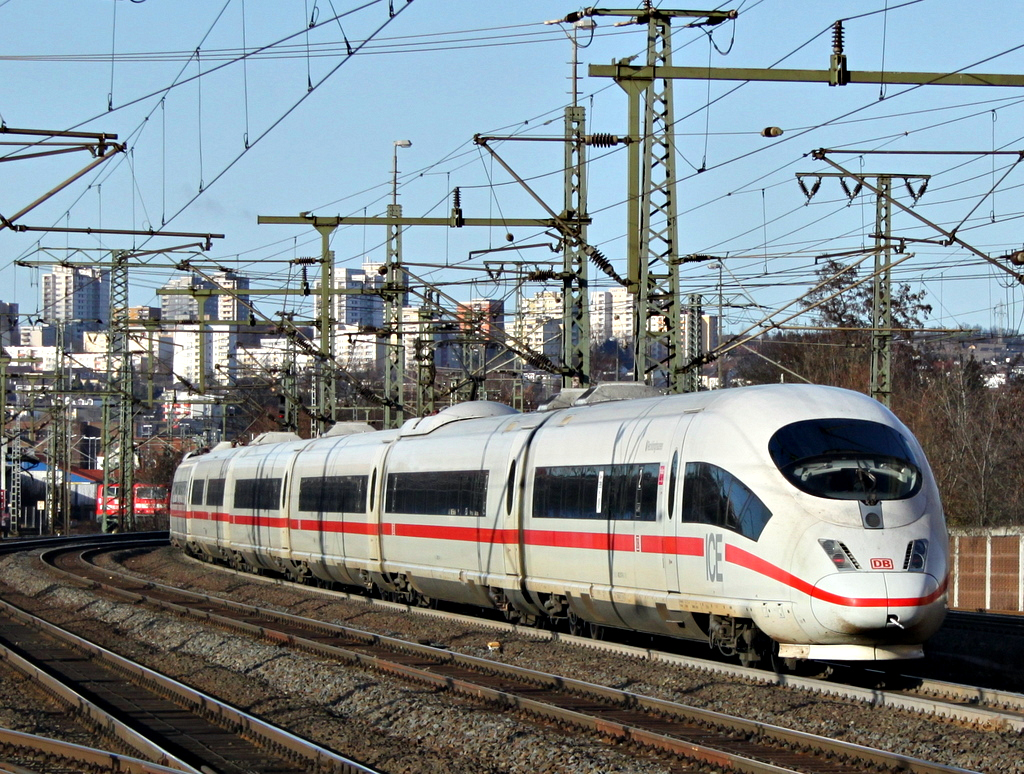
top-left (1, 546), bottom-right (1021, 773)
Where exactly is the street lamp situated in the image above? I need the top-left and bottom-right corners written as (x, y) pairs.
top-left (392, 139), bottom-right (412, 205)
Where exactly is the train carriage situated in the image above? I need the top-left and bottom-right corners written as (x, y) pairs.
top-left (186, 451), bottom-right (234, 562)
top-left (521, 396), bottom-right (697, 635)
top-left (221, 436), bottom-right (308, 572)
top-left (169, 454), bottom-right (199, 548)
top-left (287, 425), bottom-right (392, 586)
top-left (378, 402), bottom-right (528, 609)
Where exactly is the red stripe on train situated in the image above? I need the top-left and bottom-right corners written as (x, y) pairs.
top-left (177, 512), bottom-right (942, 607)
top-left (725, 544), bottom-right (946, 608)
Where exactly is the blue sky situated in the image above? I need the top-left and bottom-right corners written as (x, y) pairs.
top-left (3, 0), bottom-right (1024, 337)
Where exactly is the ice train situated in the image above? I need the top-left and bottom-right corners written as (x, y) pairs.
top-left (170, 383), bottom-right (948, 665)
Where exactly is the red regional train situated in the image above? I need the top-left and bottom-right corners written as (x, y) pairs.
top-left (170, 384), bottom-right (948, 666)
top-left (97, 483), bottom-right (171, 520)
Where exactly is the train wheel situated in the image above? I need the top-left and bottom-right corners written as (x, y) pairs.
top-left (413, 592), bottom-right (435, 609)
top-left (567, 612), bottom-right (586, 637)
top-left (587, 622), bottom-right (605, 641)
top-left (285, 562), bottom-right (308, 584)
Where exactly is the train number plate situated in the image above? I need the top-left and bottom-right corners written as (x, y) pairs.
top-left (870, 558), bottom-right (894, 570)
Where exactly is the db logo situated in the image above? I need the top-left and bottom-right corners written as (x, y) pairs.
top-left (870, 558), bottom-right (894, 570)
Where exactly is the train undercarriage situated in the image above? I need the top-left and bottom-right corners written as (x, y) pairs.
top-left (179, 539), bottom-right (780, 667)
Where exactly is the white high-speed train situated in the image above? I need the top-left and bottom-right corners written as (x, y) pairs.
top-left (170, 383), bottom-right (948, 665)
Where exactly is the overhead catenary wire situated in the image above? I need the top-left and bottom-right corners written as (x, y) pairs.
top-left (6, 2), bottom-right (1024, 346)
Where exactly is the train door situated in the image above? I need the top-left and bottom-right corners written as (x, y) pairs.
top-left (501, 440), bottom-right (525, 580)
top-left (319, 432), bottom-right (380, 580)
top-left (254, 445), bottom-right (295, 567)
top-left (205, 458), bottom-right (228, 556)
top-left (365, 435), bottom-right (397, 578)
top-left (276, 444), bottom-right (303, 561)
top-left (662, 412), bottom-right (698, 595)
top-left (607, 410), bottom-right (688, 595)
top-left (499, 416), bottom-right (550, 581)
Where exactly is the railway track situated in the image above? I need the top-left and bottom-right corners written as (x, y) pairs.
top-left (0, 535), bottom-right (378, 774)
top-left (42, 537), bottom-right (985, 774)
top-left (99, 538), bottom-right (1024, 733)
top-left (188, 547), bottom-right (1024, 730)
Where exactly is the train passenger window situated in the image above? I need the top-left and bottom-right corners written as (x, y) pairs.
top-left (172, 480), bottom-right (188, 504)
top-left (298, 475), bottom-right (367, 514)
top-left (605, 464), bottom-right (659, 521)
top-left (190, 479), bottom-right (205, 506)
top-left (234, 478), bottom-right (283, 510)
top-left (681, 462), bottom-right (772, 541)
top-left (506, 461), bottom-right (516, 515)
top-left (206, 478), bottom-right (225, 507)
top-left (532, 463), bottom-right (660, 521)
top-left (386, 470), bottom-right (489, 517)
top-left (768, 419), bottom-right (921, 501)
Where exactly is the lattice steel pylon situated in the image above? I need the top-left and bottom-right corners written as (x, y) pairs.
top-left (383, 203), bottom-right (406, 429)
top-left (314, 225), bottom-right (336, 434)
top-left (46, 322), bottom-right (70, 534)
top-left (414, 289), bottom-right (442, 417)
top-left (562, 104), bottom-right (590, 389)
top-left (280, 334), bottom-right (300, 433)
top-left (683, 294), bottom-right (703, 393)
top-left (797, 168), bottom-right (929, 407)
top-left (103, 250), bottom-right (134, 532)
top-left (635, 9), bottom-right (682, 390)
top-left (586, 6), bottom-right (733, 391)
top-left (9, 413), bottom-right (21, 531)
top-left (871, 177), bottom-right (894, 407)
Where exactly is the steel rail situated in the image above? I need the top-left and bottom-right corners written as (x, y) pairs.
top-left (0, 627), bottom-right (200, 773)
top-left (0, 726), bottom-right (186, 774)
top-left (0, 596), bottom-right (379, 774)
top-left (0, 536), bottom-right (382, 774)
top-left (51, 543), bottom-right (981, 774)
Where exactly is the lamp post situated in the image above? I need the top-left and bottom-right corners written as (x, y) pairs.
top-left (392, 139), bottom-right (412, 205)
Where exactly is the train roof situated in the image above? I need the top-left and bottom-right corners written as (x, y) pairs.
top-left (181, 384), bottom-right (900, 460)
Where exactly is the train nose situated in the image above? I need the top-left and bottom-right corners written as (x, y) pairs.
top-left (810, 573), bottom-right (942, 634)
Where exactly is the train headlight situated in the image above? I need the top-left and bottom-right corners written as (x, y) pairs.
top-left (819, 539), bottom-right (860, 571)
top-left (904, 539), bottom-right (929, 572)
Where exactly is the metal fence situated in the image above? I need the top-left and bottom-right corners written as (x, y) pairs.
top-left (948, 529), bottom-right (1024, 613)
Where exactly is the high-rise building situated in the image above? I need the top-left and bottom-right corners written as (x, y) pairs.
top-left (518, 290), bottom-right (562, 360)
top-left (0, 301), bottom-right (19, 347)
top-left (307, 264), bottom-right (387, 372)
top-left (457, 298), bottom-right (505, 337)
top-left (313, 263), bottom-right (385, 330)
top-left (171, 325), bottom-right (211, 387)
top-left (213, 271), bottom-right (250, 323)
top-left (160, 271), bottom-right (251, 386)
top-left (41, 265), bottom-right (109, 348)
top-left (210, 271), bottom-right (251, 382)
top-left (158, 273), bottom-right (218, 322)
top-left (589, 287), bottom-right (634, 342)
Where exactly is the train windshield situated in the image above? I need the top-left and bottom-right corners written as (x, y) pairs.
top-left (768, 418), bottom-right (921, 501)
